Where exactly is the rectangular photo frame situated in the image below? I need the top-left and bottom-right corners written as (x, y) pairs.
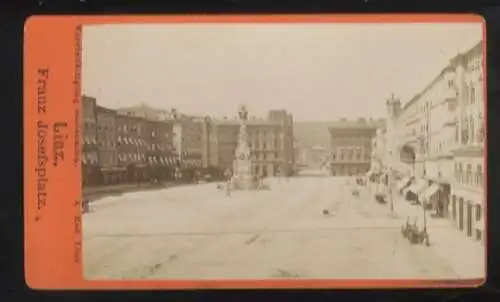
top-left (23, 14), bottom-right (487, 289)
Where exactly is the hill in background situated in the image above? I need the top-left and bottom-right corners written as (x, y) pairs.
top-left (293, 122), bottom-right (332, 150)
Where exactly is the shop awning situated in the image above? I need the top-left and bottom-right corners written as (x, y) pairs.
top-left (420, 184), bottom-right (441, 204)
top-left (397, 177), bottom-right (412, 191)
top-left (404, 179), bottom-right (428, 196)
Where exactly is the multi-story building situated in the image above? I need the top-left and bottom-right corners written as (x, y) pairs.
top-left (95, 105), bottom-right (121, 184)
top-left (449, 41), bottom-right (485, 242)
top-left (328, 119), bottom-right (378, 176)
top-left (173, 117), bottom-right (204, 180)
top-left (115, 113), bottom-right (149, 183)
top-left (81, 96), bottom-right (99, 186)
top-left (116, 103), bottom-right (174, 121)
top-left (382, 40), bottom-right (484, 244)
top-left (145, 119), bottom-right (177, 180)
top-left (201, 110), bottom-right (295, 177)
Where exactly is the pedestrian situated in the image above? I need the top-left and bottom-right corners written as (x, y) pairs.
top-left (226, 179), bottom-right (231, 196)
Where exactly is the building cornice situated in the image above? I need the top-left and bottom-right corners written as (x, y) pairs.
top-left (450, 146), bottom-right (484, 157)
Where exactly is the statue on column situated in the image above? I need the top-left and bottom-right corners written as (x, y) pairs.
top-left (229, 105), bottom-right (268, 191)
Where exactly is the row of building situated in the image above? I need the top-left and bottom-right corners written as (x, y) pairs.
top-left (81, 97), bottom-right (295, 186)
top-left (370, 40), bottom-right (485, 244)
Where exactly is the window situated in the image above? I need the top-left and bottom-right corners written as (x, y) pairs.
top-left (477, 164), bottom-right (483, 188)
top-left (470, 116), bottom-right (475, 143)
top-left (462, 118), bottom-right (469, 144)
top-left (466, 164), bottom-right (472, 184)
top-left (458, 163), bottom-right (463, 183)
top-left (478, 113), bottom-right (484, 143)
top-left (476, 205), bottom-right (481, 221)
top-left (471, 87), bottom-right (476, 104)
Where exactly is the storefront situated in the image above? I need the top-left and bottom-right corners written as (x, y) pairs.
top-left (451, 186), bottom-right (484, 243)
top-left (421, 179), bottom-right (451, 217)
top-left (396, 176), bottom-right (412, 194)
top-left (402, 178), bottom-right (428, 203)
top-left (100, 166), bottom-right (127, 185)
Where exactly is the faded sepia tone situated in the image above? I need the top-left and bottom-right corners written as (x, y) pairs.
top-left (80, 22), bottom-right (485, 280)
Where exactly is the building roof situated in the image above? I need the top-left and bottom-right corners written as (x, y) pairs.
top-left (311, 145), bottom-right (328, 151)
top-left (403, 39), bottom-right (483, 111)
top-left (210, 117), bottom-right (284, 126)
top-left (95, 105), bottom-right (116, 115)
top-left (327, 119), bottom-right (381, 130)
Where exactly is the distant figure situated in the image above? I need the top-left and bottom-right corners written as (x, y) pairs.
top-left (322, 209), bottom-right (330, 216)
top-left (224, 169), bottom-right (232, 182)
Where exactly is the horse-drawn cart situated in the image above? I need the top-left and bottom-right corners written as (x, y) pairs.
top-left (400, 203), bottom-right (430, 246)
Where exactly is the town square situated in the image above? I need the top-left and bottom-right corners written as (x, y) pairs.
top-left (80, 22), bottom-right (485, 280)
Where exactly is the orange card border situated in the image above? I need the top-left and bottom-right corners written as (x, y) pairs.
top-left (23, 14), bottom-right (487, 290)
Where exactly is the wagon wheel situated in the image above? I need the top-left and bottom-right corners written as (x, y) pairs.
top-left (408, 231), bottom-right (415, 244)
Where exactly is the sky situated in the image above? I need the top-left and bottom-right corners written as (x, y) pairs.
top-left (82, 22), bottom-right (482, 122)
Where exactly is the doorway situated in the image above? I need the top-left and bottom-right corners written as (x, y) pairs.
top-left (466, 202), bottom-right (473, 237)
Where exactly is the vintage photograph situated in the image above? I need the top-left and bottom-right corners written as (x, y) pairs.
top-left (80, 22), bottom-right (485, 280)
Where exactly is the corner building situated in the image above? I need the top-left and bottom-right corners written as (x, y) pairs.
top-left (328, 119), bottom-right (378, 176)
top-left (382, 40), bottom-right (484, 245)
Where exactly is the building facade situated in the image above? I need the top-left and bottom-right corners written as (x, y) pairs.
top-left (145, 119), bottom-right (177, 180)
top-left (381, 40), bottom-right (484, 244)
top-left (449, 41), bottom-right (485, 242)
top-left (81, 96), bottom-right (99, 186)
top-left (202, 110), bottom-right (295, 177)
top-left (115, 113), bottom-right (149, 183)
top-left (95, 105), bottom-right (122, 184)
top-left (329, 119), bottom-right (378, 176)
top-left (172, 117), bottom-right (204, 180)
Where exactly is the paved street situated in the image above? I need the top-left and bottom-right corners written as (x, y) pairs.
top-left (83, 171), bottom-right (484, 280)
